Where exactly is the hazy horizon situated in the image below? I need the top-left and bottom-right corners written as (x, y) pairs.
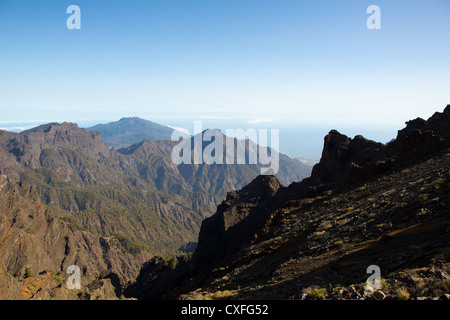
top-left (0, 114), bottom-right (405, 159)
top-left (1, 0), bottom-right (449, 157)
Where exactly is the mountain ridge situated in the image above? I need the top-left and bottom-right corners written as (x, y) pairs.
top-left (0, 117), bottom-right (311, 258)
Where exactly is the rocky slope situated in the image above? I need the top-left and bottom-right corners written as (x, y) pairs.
top-left (125, 105), bottom-right (450, 300)
top-left (0, 123), bottom-right (209, 254)
top-left (0, 175), bottom-right (149, 299)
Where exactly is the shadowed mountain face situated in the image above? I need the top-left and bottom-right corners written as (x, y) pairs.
top-left (87, 117), bottom-right (174, 149)
top-left (125, 105), bottom-right (450, 300)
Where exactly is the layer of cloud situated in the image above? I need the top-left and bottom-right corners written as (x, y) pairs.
top-left (0, 126), bottom-right (35, 132)
top-left (247, 118), bottom-right (274, 125)
top-left (167, 125), bottom-right (191, 136)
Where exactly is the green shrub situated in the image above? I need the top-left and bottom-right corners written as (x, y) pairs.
top-left (168, 256), bottom-right (179, 270)
top-left (111, 232), bottom-right (148, 255)
top-left (54, 274), bottom-right (63, 287)
top-left (24, 267), bottom-right (33, 278)
top-left (309, 288), bottom-right (327, 299)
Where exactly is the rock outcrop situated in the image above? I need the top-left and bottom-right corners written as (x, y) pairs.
top-left (193, 175), bottom-right (283, 270)
top-left (286, 105), bottom-right (450, 198)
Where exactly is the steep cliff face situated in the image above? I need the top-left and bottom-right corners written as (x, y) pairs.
top-left (306, 130), bottom-right (384, 190)
top-left (0, 175), bottom-right (150, 299)
top-left (193, 175), bottom-right (283, 270)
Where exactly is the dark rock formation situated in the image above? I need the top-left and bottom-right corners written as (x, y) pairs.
top-left (192, 175), bottom-right (283, 271)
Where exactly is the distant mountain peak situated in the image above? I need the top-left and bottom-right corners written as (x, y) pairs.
top-left (118, 117), bottom-right (145, 123)
top-left (23, 122), bottom-right (81, 134)
top-left (87, 117), bottom-right (174, 149)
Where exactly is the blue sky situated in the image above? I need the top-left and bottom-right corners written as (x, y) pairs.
top-left (0, 0), bottom-right (449, 156)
